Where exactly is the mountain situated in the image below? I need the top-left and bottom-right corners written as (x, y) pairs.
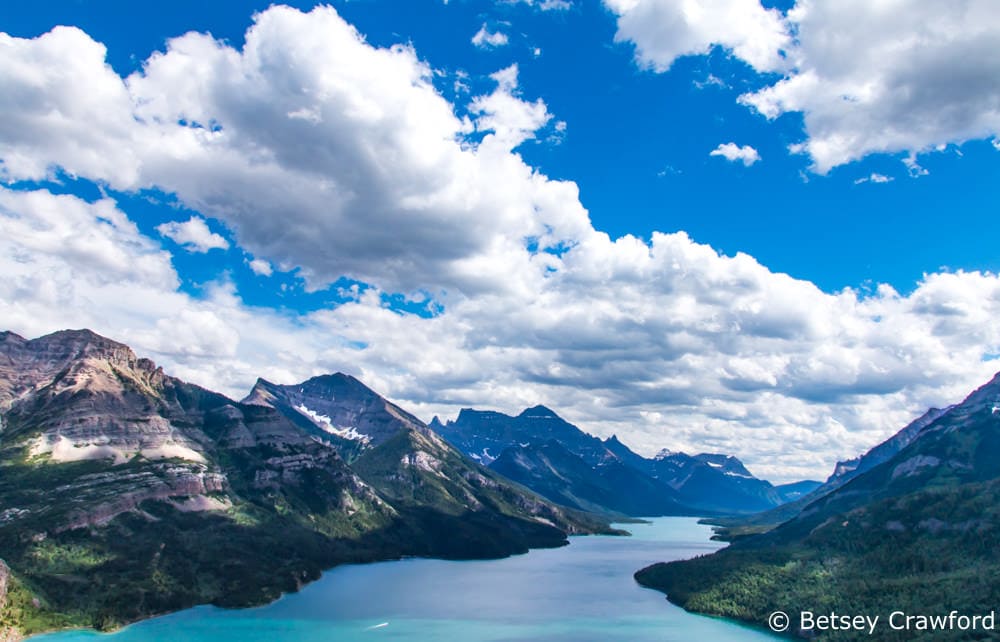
top-left (773, 479), bottom-right (822, 503)
top-left (693, 453), bottom-right (755, 477)
top-left (636, 371), bottom-right (1000, 640)
top-left (822, 405), bottom-right (949, 488)
top-left (706, 406), bottom-right (951, 540)
top-left (437, 406), bottom-right (789, 515)
top-left (242, 374), bottom-right (426, 458)
top-left (490, 440), bottom-right (692, 516)
top-left (650, 451), bottom-right (782, 513)
top-left (432, 406), bottom-right (612, 466)
top-left (0, 330), bottom-right (612, 638)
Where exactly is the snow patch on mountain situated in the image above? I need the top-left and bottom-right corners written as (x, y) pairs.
top-left (294, 403), bottom-right (370, 443)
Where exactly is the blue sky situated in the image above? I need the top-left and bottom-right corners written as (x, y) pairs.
top-left (1, 0), bottom-right (999, 481)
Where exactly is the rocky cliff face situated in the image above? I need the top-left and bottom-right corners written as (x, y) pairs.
top-left (824, 405), bottom-right (949, 488)
top-left (0, 560), bottom-right (8, 604)
top-left (2, 329), bottom-right (204, 465)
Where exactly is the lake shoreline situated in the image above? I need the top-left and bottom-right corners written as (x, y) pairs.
top-left (21, 525), bottom-right (613, 641)
top-left (29, 518), bottom-right (778, 642)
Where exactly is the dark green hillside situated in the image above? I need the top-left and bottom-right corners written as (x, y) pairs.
top-left (638, 479), bottom-right (1000, 641)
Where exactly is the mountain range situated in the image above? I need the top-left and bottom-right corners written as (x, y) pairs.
top-left (433, 407), bottom-right (817, 516)
top-left (0, 329), bottom-right (613, 638)
top-left (636, 370), bottom-right (1000, 640)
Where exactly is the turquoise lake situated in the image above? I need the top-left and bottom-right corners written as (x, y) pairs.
top-left (33, 517), bottom-right (777, 641)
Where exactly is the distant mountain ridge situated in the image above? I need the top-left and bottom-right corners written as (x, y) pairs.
top-left (435, 405), bottom-right (797, 516)
top-left (489, 439), bottom-right (693, 517)
top-left (430, 406), bottom-right (612, 466)
top-left (0, 329), bottom-right (612, 638)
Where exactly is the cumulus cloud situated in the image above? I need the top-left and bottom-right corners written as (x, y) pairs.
top-left (0, 6), bottom-right (590, 297)
top-left (471, 24), bottom-right (509, 48)
top-left (609, 0), bottom-right (1000, 173)
top-left (247, 257), bottom-right (273, 276)
top-left (2, 7), bottom-right (1000, 483)
top-left (741, 0), bottom-right (1000, 172)
top-left (470, 65), bottom-right (552, 148)
top-left (156, 216), bottom-right (229, 252)
top-left (709, 142), bottom-right (760, 166)
top-left (0, 187), bottom-right (177, 294)
top-left (604, 0), bottom-right (790, 73)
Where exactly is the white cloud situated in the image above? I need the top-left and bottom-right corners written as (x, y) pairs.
top-left (0, 6), bottom-right (590, 298)
top-left (247, 257), bottom-right (273, 276)
top-left (903, 153), bottom-right (930, 178)
top-left (739, 0), bottom-right (1000, 173)
top-left (471, 24), bottom-right (509, 49)
top-left (0, 187), bottom-right (177, 293)
top-left (504, 0), bottom-right (572, 10)
top-left (604, 0), bottom-right (790, 73)
top-left (2, 8), bottom-right (1000, 485)
top-left (609, 1), bottom-right (1000, 174)
top-left (853, 173), bottom-right (893, 185)
top-left (0, 27), bottom-right (143, 184)
top-left (156, 216), bottom-right (229, 252)
top-left (710, 142), bottom-right (760, 166)
top-left (470, 64), bottom-right (552, 149)
top-left (694, 73), bottom-right (726, 90)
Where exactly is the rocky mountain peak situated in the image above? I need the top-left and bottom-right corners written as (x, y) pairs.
top-left (242, 378), bottom-right (279, 407)
top-left (239, 372), bottom-right (427, 450)
top-left (694, 453), bottom-right (755, 478)
top-left (518, 404), bottom-right (559, 419)
top-left (454, 408), bottom-right (502, 422)
top-left (0, 328), bottom-right (158, 409)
